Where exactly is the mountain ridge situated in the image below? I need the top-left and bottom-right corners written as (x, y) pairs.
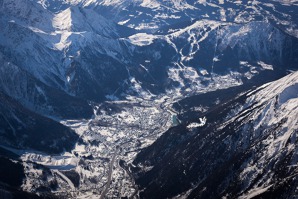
top-left (132, 71), bottom-right (298, 199)
top-left (0, 0), bottom-right (297, 198)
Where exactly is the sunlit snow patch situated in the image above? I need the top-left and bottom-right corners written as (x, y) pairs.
top-left (257, 61), bottom-right (273, 70)
top-left (127, 33), bottom-right (159, 46)
top-left (187, 117), bottom-right (207, 129)
top-left (118, 19), bottom-right (130, 25)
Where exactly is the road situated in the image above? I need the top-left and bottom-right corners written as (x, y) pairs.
top-left (99, 152), bottom-right (117, 199)
top-left (54, 170), bottom-right (75, 191)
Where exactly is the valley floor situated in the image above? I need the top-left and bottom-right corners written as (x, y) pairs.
top-left (17, 93), bottom-right (180, 198)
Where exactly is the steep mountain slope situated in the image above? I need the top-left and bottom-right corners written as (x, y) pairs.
top-left (0, 52), bottom-right (93, 119)
top-left (0, 91), bottom-right (78, 154)
top-left (132, 71), bottom-right (298, 199)
top-left (126, 19), bottom-right (298, 95)
top-left (0, 0), bottom-right (297, 198)
top-left (0, 0), bottom-right (135, 102)
top-left (0, 156), bottom-right (46, 199)
top-left (1, 0), bottom-right (297, 104)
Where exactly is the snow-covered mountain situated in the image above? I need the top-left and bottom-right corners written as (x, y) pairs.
top-left (0, 52), bottom-right (93, 119)
top-left (39, 0), bottom-right (298, 36)
top-left (0, 90), bottom-right (79, 154)
top-left (0, 0), bottom-right (297, 198)
top-left (0, 0), bottom-right (135, 100)
top-left (132, 71), bottom-right (298, 199)
top-left (1, 0), bottom-right (297, 104)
